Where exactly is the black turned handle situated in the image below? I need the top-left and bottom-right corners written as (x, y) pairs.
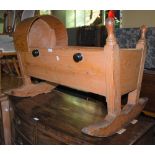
top-left (32, 49), bottom-right (39, 57)
top-left (73, 53), bottom-right (83, 62)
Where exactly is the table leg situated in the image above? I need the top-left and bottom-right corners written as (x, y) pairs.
top-left (0, 94), bottom-right (11, 144)
top-left (0, 58), bottom-right (1, 92)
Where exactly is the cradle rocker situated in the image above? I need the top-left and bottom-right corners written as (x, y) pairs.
top-left (10, 15), bottom-right (147, 137)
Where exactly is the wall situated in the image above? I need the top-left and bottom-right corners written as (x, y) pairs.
top-left (122, 10), bottom-right (155, 28)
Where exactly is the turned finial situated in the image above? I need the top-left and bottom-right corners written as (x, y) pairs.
top-left (105, 17), bottom-right (116, 44)
top-left (140, 25), bottom-right (147, 40)
top-left (136, 25), bottom-right (147, 49)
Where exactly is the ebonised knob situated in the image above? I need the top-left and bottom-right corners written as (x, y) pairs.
top-left (32, 49), bottom-right (39, 57)
top-left (73, 53), bottom-right (83, 62)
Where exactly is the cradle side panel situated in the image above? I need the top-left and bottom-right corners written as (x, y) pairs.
top-left (120, 49), bottom-right (142, 95)
top-left (22, 47), bottom-right (106, 95)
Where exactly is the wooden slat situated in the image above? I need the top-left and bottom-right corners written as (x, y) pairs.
top-left (0, 52), bottom-right (16, 56)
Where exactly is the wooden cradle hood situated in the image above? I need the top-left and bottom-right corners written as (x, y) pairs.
top-left (10, 15), bottom-right (148, 137)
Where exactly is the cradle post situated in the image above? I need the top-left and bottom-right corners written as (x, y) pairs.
top-left (103, 18), bottom-right (121, 116)
top-left (82, 18), bottom-right (122, 136)
top-left (127, 25), bottom-right (147, 106)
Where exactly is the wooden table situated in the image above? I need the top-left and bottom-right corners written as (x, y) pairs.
top-left (0, 51), bottom-right (16, 57)
top-left (9, 86), bottom-right (155, 145)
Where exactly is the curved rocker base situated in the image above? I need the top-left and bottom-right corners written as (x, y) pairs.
top-left (82, 97), bottom-right (148, 137)
top-left (6, 82), bottom-right (56, 97)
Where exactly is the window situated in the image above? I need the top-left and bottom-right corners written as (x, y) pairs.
top-left (66, 10), bottom-right (101, 28)
top-left (76, 10), bottom-right (85, 27)
top-left (66, 10), bottom-right (76, 28)
top-left (40, 10), bottom-right (51, 15)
